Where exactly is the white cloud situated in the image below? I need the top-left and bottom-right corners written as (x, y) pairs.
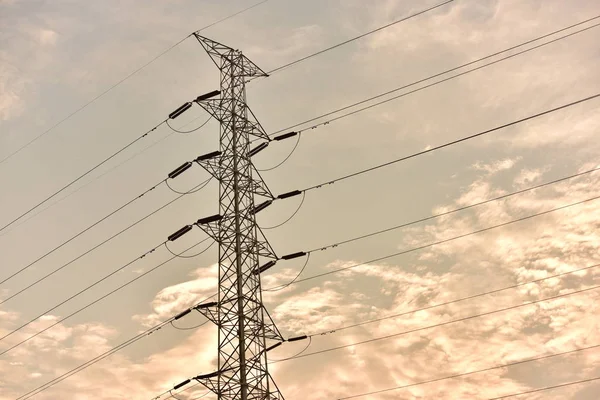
top-left (38, 29), bottom-right (58, 46)
top-left (472, 157), bottom-right (520, 175)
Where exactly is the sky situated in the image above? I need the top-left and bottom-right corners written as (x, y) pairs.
top-left (1, 0), bottom-right (600, 399)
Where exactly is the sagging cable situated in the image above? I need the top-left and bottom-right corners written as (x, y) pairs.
top-left (166, 177), bottom-right (212, 195)
top-left (165, 237), bottom-right (214, 259)
top-left (261, 191), bottom-right (305, 229)
top-left (269, 336), bottom-right (312, 363)
top-left (259, 132), bottom-right (302, 172)
top-left (264, 253), bottom-right (311, 292)
top-left (166, 116), bottom-right (211, 134)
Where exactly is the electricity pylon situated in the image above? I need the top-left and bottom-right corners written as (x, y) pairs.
top-left (191, 35), bottom-right (284, 400)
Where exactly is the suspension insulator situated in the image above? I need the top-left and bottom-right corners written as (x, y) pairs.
top-left (168, 225), bottom-right (193, 242)
top-left (168, 162), bottom-right (193, 179)
top-left (273, 131), bottom-right (298, 141)
top-left (195, 90), bottom-right (220, 102)
top-left (281, 251), bottom-right (306, 260)
top-left (169, 102), bottom-right (192, 119)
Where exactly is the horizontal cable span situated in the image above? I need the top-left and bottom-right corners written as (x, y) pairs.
top-left (0, 178), bottom-right (210, 305)
top-left (0, 121), bottom-right (167, 234)
top-left (14, 293), bottom-right (217, 400)
top-left (0, 178), bottom-right (167, 286)
top-left (265, 0), bottom-right (454, 75)
top-left (290, 195), bottom-right (600, 285)
top-left (275, 284), bottom-right (600, 362)
top-left (0, 0), bottom-right (270, 167)
top-left (0, 237), bottom-right (213, 357)
top-left (298, 93), bottom-right (600, 192)
top-left (305, 166), bottom-right (600, 253)
top-left (486, 376), bottom-right (600, 399)
top-left (335, 344), bottom-right (600, 399)
top-left (269, 16), bottom-right (600, 136)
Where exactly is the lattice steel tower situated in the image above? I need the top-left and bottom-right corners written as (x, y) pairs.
top-left (191, 35), bottom-right (284, 400)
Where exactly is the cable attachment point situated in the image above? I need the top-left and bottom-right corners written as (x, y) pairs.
top-left (194, 301), bottom-right (219, 325)
top-left (194, 214), bottom-right (222, 242)
top-left (168, 225), bottom-right (193, 242)
top-left (169, 102), bottom-right (193, 119)
top-left (195, 150), bottom-right (222, 181)
top-left (168, 162), bottom-right (193, 179)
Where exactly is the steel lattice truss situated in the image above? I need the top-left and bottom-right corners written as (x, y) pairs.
top-left (192, 34), bottom-right (285, 400)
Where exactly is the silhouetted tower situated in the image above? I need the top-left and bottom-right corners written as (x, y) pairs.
top-left (192, 35), bottom-right (284, 400)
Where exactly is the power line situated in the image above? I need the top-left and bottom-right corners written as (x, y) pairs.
top-left (0, 237), bottom-right (212, 358)
top-left (303, 166), bottom-right (600, 252)
top-left (5, 106), bottom-right (593, 311)
top-left (0, 121), bottom-right (166, 234)
top-left (269, 17), bottom-right (600, 136)
top-left (260, 94), bottom-right (600, 212)
top-left (16, 241), bottom-right (599, 398)
top-left (265, 0), bottom-right (454, 75)
top-left (0, 241), bottom-right (166, 345)
top-left (8, 165), bottom-right (595, 356)
top-left (287, 195), bottom-right (600, 285)
top-left (0, 128), bottom-right (176, 238)
top-left (276, 284), bottom-right (600, 362)
top-left (15, 293), bottom-right (217, 400)
top-left (335, 344), bottom-right (600, 399)
top-left (0, 177), bottom-right (167, 286)
top-left (0, 178), bottom-right (211, 305)
top-left (6, 12), bottom-right (594, 241)
top-left (311, 261), bottom-right (600, 337)
top-left (486, 376), bottom-right (600, 399)
top-left (152, 381), bottom-right (205, 400)
top-left (0, 0), bottom-right (270, 166)
top-left (299, 91), bottom-right (600, 191)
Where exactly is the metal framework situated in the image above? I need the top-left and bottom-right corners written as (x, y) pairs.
top-left (192, 35), bottom-right (284, 400)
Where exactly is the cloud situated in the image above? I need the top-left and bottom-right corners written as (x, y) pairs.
top-left (38, 29), bottom-right (58, 46)
top-left (472, 157), bottom-right (520, 175)
top-left (133, 264), bottom-right (217, 327)
top-left (0, 53), bottom-right (28, 121)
